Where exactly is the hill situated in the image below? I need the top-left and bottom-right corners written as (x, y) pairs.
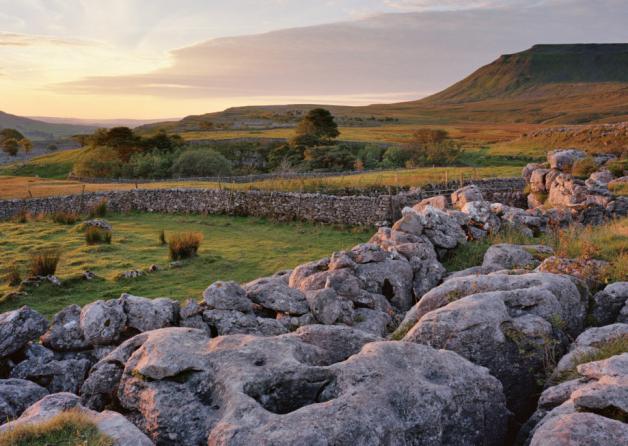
top-left (139, 44), bottom-right (628, 134)
top-left (0, 111), bottom-right (96, 140)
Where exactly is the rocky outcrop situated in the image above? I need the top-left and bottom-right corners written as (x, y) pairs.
top-left (0, 392), bottom-right (154, 445)
top-left (0, 306), bottom-right (48, 358)
top-left (81, 326), bottom-right (508, 445)
top-left (0, 379), bottom-right (48, 423)
top-left (451, 184), bottom-right (484, 209)
top-left (521, 323), bottom-right (628, 446)
top-left (399, 272), bottom-right (588, 422)
top-left (482, 244), bottom-right (552, 270)
top-left (591, 282), bottom-right (628, 325)
top-left (547, 149), bottom-right (586, 171)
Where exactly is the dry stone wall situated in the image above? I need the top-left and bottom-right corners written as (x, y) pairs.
top-left (0, 178), bottom-right (526, 225)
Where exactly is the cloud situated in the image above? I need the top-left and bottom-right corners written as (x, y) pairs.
top-left (48, 0), bottom-right (628, 105)
top-left (0, 32), bottom-right (93, 47)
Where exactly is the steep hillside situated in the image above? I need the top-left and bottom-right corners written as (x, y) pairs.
top-left (140, 44), bottom-right (628, 133)
top-left (0, 111), bottom-right (96, 140)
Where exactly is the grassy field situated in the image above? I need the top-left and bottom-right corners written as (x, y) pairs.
top-left (0, 148), bottom-right (84, 179)
top-left (0, 213), bottom-right (370, 317)
top-left (0, 165), bottom-right (524, 199)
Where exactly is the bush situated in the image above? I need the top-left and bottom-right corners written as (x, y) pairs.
top-left (4, 263), bottom-right (22, 287)
top-left (303, 145), bottom-right (356, 171)
top-left (404, 129), bottom-right (464, 166)
top-left (0, 409), bottom-right (113, 446)
top-left (72, 146), bottom-right (124, 178)
top-left (171, 149), bottom-right (232, 177)
top-left (571, 157), bottom-right (597, 177)
top-left (30, 249), bottom-right (61, 277)
top-left (168, 232), bottom-right (203, 260)
top-left (85, 227), bottom-right (112, 245)
top-left (381, 146), bottom-right (411, 168)
top-left (51, 211), bottom-right (81, 225)
top-left (607, 159), bottom-right (628, 177)
top-left (89, 200), bottom-right (108, 218)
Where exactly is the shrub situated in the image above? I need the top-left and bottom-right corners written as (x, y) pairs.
top-left (85, 227), bottom-right (112, 245)
top-left (89, 199), bottom-right (108, 218)
top-left (607, 159), bottom-right (628, 177)
top-left (404, 129), bottom-right (464, 166)
top-left (571, 157), bottom-right (597, 177)
top-left (51, 211), bottom-right (81, 225)
top-left (30, 249), bottom-right (61, 277)
top-left (168, 232), bottom-right (203, 260)
top-left (171, 149), bottom-right (232, 177)
top-left (4, 263), bottom-right (21, 286)
top-left (0, 409), bottom-right (113, 446)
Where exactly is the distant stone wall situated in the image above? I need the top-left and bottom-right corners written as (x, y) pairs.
top-left (0, 178), bottom-right (526, 225)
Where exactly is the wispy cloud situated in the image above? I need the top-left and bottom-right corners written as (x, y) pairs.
top-left (0, 32), bottom-right (94, 47)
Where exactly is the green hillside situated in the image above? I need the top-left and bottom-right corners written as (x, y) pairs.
top-left (0, 111), bottom-right (96, 140)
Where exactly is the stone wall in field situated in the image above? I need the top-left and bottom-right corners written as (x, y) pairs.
top-left (0, 178), bottom-right (526, 225)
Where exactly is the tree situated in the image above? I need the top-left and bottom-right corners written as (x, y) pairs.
top-left (303, 145), bottom-right (356, 171)
top-left (171, 149), bottom-right (232, 177)
top-left (47, 144), bottom-right (59, 152)
top-left (404, 129), bottom-right (464, 166)
top-left (382, 146), bottom-right (411, 168)
top-left (293, 108), bottom-right (339, 145)
top-left (1, 138), bottom-right (19, 156)
top-left (20, 138), bottom-right (32, 154)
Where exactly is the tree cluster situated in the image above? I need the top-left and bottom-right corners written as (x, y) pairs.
top-left (1, 128), bottom-right (32, 156)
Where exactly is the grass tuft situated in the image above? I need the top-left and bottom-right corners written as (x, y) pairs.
top-left (168, 232), bottom-right (203, 261)
top-left (88, 199), bottom-right (108, 218)
top-left (0, 409), bottom-right (113, 446)
top-left (51, 211), bottom-right (81, 225)
top-left (30, 249), bottom-right (61, 277)
top-left (3, 263), bottom-right (22, 287)
top-left (85, 227), bottom-right (112, 245)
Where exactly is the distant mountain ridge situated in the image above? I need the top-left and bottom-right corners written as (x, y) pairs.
top-left (138, 43), bottom-right (628, 133)
top-left (0, 111), bottom-right (96, 141)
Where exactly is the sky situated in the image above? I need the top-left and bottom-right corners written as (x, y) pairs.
top-left (0, 0), bottom-right (627, 119)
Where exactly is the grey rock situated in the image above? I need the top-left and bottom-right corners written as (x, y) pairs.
top-left (82, 218), bottom-right (112, 231)
top-left (244, 276), bottom-right (309, 315)
top-left (0, 379), bottom-right (48, 424)
top-left (82, 327), bottom-right (507, 445)
top-left (80, 299), bottom-right (127, 346)
top-left (0, 306), bottom-right (48, 358)
top-left (305, 288), bottom-right (354, 325)
top-left (391, 210), bottom-right (423, 235)
top-left (591, 282), bottom-right (628, 325)
top-left (416, 205), bottom-right (467, 250)
top-left (120, 293), bottom-right (179, 332)
top-left (352, 308), bottom-right (391, 336)
top-left (355, 258), bottom-right (414, 311)
top-left (202, 309), bottom-right (288, 336)
top-left (203, 281), bottom-right (253, 313)
top-left (547, 149), bottom-right (587, 172)
top-left (529, 168), bottom-right (550, 193)
top-left (523, 163), bottom-right (546, 182)
top-left (451, 184), bottom-right (484, 209)
top-left (482, 243), bottom-right (551, 270)
top-left (41, 304), bottom-right (89, 351)
top-left (445, 264), bottom-right (504, 281)
top-left (400, 272), bottom-right (588, 420)
top-left (461, 200), bottom-right (501, 233)
top-left (531, 411), bottom-right (628, 446)
top-left (0, 392), bottom-right (153, 446)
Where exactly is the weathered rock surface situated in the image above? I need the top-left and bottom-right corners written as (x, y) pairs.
top-left (482, 244), bottom-right (551, 270)
top-left (0, 392), bottom-right (154, 445)
top-left (244, 276), bottom-right (309, 315)
top-left (400, 272), bottom-right (588, 421)
top-left (451, 185), bottom-right (484, 209)
top-left (203, 281), bottom-right (253, 313)
top-left (120, 294), bottom-right (179, 332)
top-left (536, 256), bottom-right (609, 289)
top-left (0, 306), bottom-right (48, 358)
top-left (80, 299), bottom-right (127, 346)
top-left (547, 149), bottom-right (586, 171)
top-left (80, 326), bottom-right (508, 445)
top-left (523, 350), bottom-right (628, 446)
top-left (591, 282), bottom-right (628, 325)
top-left (0, 379), bottom-right (48, 424)
top-left (40, 304), bottom-right (89, 351)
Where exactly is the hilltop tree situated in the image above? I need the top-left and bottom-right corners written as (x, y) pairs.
top-left (292, 108), bottom-right (339, 146)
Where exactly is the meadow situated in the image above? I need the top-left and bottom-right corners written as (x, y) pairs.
top-left (0, 213), bottom-right (370, 317)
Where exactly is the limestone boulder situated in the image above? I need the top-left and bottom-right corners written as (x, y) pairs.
top-left (243, 276), bottom-right (309, 315)
top-left (529, 168), bottom-right (550, 193)
top-left (305, 288), bottom-right (354, 325)
top-left (0, 392), bottom-right (153, 446)
top-left (120, 293), bottom-right (179, 332)
top-left (591, 282), bottom-right (628, 325)
top-left (414, 205), bottom-right (467, 251)
top-left (586, 170), bottom-right (614, 188)
top-left (0, 306), bottom-right (48, 358)
top-left (203, 281), bottom-right (253, 313)
top-left (80, 299), bottom-right (127, 346)
top-left (547, 149), bottom-right (587, 172)
top-left (523, 163), bottom-right (546, 182)
top-left (202, 309), bottom-right (288, 336)
top-left (400, 272), bottom-right (588, 421)
top-left (535, 256), bottom-right (609, 289)
top-left (451, 184), bottom-right (484, 209)
top-left (412, 195), bottom-right (448, 211)
top-left (0, 379), bottom-right (48, 424)
top-left (482, 244), bottom-right (551, 270)
top-left (461, 201), bottom-right (501, 233)
top-left (41, 305), bottom-right (89, 351)
top-left (81, 326), bottom-right (508, 445)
